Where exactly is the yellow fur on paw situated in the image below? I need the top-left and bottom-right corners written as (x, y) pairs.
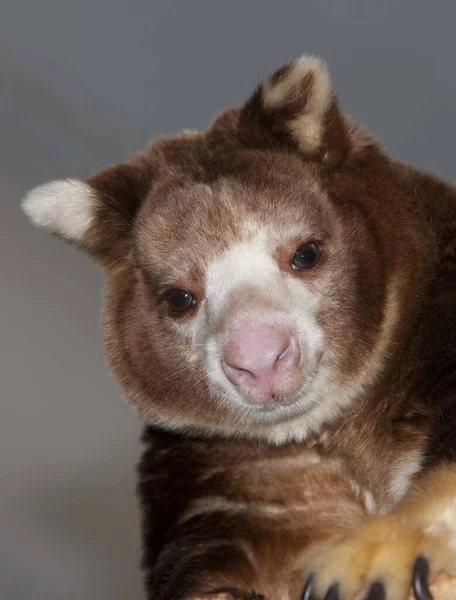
top-left (303, 514), bottom-right (456, 599)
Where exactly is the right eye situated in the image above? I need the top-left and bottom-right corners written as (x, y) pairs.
top-left (292, 241), bottom-right (321, 270)
top-left (165, 289), bottom-right (197, 314)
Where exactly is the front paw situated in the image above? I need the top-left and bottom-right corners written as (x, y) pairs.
top-left (301, 515), bottom-right (456, 599)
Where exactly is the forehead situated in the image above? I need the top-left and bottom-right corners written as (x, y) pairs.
top-left (135, 150), bottom-right (330, 279)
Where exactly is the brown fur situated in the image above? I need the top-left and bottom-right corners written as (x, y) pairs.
top-left (22, 57), bottom-right (456, 599)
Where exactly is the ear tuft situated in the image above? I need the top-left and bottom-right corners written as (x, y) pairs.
top-left (263, 56), bottom-right (332, 152)
top-left (241, 55), bottom-right (348, 166)
top-left (21, 179), bottom-right (94, 242)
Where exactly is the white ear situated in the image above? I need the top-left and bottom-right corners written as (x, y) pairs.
top-left (21, 179), bottom-right (94, 242)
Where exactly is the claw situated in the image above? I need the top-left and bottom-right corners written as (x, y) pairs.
top-left (323, 583), bottom-right (339, 600)
top-left (301, 574), bottom-right (314, 600)
top-left (365, 581), bottom-right (385, 600)
top-left (412, 556), bottom-right (433, 600)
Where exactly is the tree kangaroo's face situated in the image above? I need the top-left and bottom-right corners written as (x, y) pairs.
top-left (23, 56), bottom-right (428, 443)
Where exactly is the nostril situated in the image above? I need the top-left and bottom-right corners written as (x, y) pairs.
top-left (221, 360), bottom-right (256, 385)
top-left (237, 366), bottom-right (253, 376)
top-left (233, 364), bottom-right (255, 378)
top-left (276, 343), bottom-right (291, 363)
top-left (274, 336), bottom-right (300, 371)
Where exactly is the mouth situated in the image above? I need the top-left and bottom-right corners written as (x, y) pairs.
top-left (258, 396), bottom-right (298, 413)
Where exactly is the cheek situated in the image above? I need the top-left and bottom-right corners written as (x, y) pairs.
top-left (316, 261), bottom-right (386, 380)
top-left (284, 275), bottom-right (325, 356)
top-left (104, 271), bottom-right (211, 418)
top-left (169, 302), bottom-right (215, 374)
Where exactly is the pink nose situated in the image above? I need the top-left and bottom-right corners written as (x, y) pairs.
top-left (221, 326), bottom-right (301, 405)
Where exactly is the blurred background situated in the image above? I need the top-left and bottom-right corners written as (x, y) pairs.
top-left (1, 1), bottom-right (456, 598)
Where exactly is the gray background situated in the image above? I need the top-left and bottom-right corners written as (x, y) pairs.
top-left (2, 1), bottom-right (455, 598)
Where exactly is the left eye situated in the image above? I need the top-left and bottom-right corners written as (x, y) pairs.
top-left (292, 242), bottom-right (321, 270)
top-left (165, 290), bottom-right (197, 313)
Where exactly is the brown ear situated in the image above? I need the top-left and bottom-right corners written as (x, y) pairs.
top-left (22, 154), bottom-right (155, 267)
top-left (240, 55), bottom-right (350, 167)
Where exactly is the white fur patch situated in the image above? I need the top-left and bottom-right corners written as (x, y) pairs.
top-left (21, 179), bottom-right (94, 242)
top-left (178, 493), bottom-right (359, 526)
top-left (363, 491), bottom-right (377, 515)
top-left (389, 448), bottom-right (423, 503)
top-left (199, 243), bottom-right (402, 444)
top-left (193, 223), bottom-right (326, 439)
top-left (263, 55), bottom-right (332, 152)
